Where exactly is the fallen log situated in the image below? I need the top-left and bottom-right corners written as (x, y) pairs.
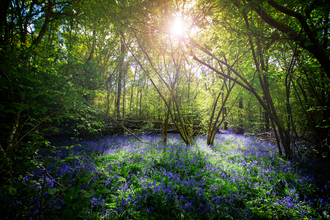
top-left (117, 119), bottom-right (204, 129)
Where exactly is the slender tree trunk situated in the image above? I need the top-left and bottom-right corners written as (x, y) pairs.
top-left (106, 74), bottom-right (112, 115)
top-left (265, 108), bottom-right (270, 132)
top-left (116, 39), bottom-right (126, 119)
top-left (136, 89), bottom-right (139, 118)
top-left (0, 144), bottom-right (13, 186)
top-left (139, 89), bottom-right (143, 118)
top-left (223, 107), bottom-right (228, 130)
top-left (236, 98), bottom-right (244, 134)
top-left (139, 79), bottom-right (146, 119)
top-left (106, 91), bottom-right (110, 115)
top-left (130, 68), bottom-right (137, 114)
top-left (207, 91), bottom-right (222, 145)
top-left (158, 94), bottom-right (161, 121)
top-left (263, 96), bottom-right (270, 132)
top-left (122, 67), bottom-right (126, 118)
top-left (0, 0), bottom-right (10, 46)
top-left (163, 100), bottom-right (171, 143)
top-left (114, 91), bottom-right (117, 116)
top-left (31, 0), bottom-right (53, 47)
top-left (83, 29), bottom-right (96, 102)
top-left (247, 100), bottom-right (251, 129)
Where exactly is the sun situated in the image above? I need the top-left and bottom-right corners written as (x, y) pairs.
top-left (170, 16), bottom-right (184, 37)
top-left (148, 0), bottom-right (209, 59)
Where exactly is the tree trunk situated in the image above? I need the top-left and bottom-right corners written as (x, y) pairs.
top-left (106, 74), bottom-right (113, 115)
top-left (223, 107), bottom-right (228, 130)
top-left (139, 89), bottom-right (143, 118)
top-left (163, 101), bottom-right (171, 143)
top-left (236, 98), bottom-right (244, 134)
top-left (130, 68), bottom-right (137, 113)
top-left (116, 39), bottom-right (126, 119)
top-left (263, 96), bottom-right (270, 132)
top-left (122, 67), bottom-right (127, 118)
top-left (83, 29), bottom-right (96, 102)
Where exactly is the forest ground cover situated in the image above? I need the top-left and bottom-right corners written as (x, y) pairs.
top-left (1, 133), bottom-right (329, 220)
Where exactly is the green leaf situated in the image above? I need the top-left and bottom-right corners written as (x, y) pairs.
top-left (278, 157), bottom-right (287, 164)
top-left (60, 209), bottom-right (73, 220)
top-left (83, 191), bottom-right (94, 198)
top-left (212, 36), bottom-right (219, 45)
top-left (100, 188), bottom-right (111, 194)
top-left (104, 203), bottom-right (116, 208)
top-left (97, 184), bottom-right (105, 190)
top-left (95, 180), bottom-right (108, 184)
top-left (72, 203), bottom-right (80, 210)
top-left (121, 171), bottom-right (128, 177)
top-left (64, 192), bottom-right (72, 205)
top-left (90, 182), bottom-right (97, 188)
top-left (75, 182), bottom-right (82, 191)
top-left (41, 107), bottom-right (47, 114)
top-left (48, 188), bottom-right (59, 195)
top-left (8, 186), bottom-right (17, 196)
top-left (94, 191), bottom-right (101, 198)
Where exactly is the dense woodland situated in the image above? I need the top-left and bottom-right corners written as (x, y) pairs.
top-left (0, 0), bottom-right (330, 218)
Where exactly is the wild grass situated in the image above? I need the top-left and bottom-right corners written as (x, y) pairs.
top-left (1, 133), bottom-right (329, 219)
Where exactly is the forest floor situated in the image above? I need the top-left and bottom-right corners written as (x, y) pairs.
top-left (1, 133), bottom-right (330, 219)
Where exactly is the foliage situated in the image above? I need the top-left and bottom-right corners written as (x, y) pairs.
top-left (59, 104), bottom-right (109, 139)
top-left (0, 0), bottom-right (118, 188)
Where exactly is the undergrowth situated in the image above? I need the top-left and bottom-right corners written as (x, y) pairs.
top-left (1, 134), bottom-right (329, 219)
